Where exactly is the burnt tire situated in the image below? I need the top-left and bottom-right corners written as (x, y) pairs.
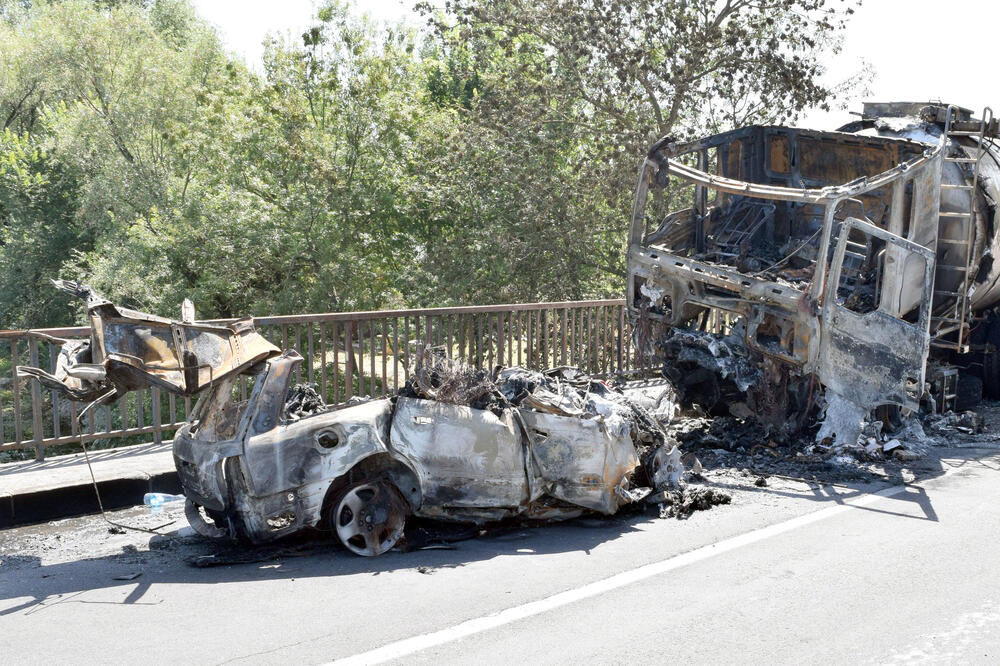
top-left (329, 480), bottom-right (407, 557)
top-left (875, 404), bottom-right (905, 435)
top-left (985, 350), bottom-right (1000, 400)
top-left (955, 373), bottom-right (983, 412)
top-left (984, 319), bottom-right (1000, 399)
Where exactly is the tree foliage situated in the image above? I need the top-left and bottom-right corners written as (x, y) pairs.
top-left (0, 0), bottom-right (862, 326)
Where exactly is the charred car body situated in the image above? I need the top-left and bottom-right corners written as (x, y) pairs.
top-left (173, 352), bottom-right (675, 556)
top-left (627, 102), bottom-right (1000, 444)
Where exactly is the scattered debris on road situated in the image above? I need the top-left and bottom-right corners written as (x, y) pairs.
top-left (653, 487), bottom-right (733, 519)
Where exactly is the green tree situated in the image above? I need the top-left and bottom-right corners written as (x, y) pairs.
top-left (0, 0), bottom-right (862, 328)
top-left (413, 0), bottom-right (863, 304)
top-left (83, 2), bottom-right (452, 316)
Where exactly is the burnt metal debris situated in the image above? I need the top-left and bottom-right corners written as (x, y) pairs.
top-left (16, 279), bottom-right (280, 416)
top-left (283, 384), bottom-right (328, 421)
top-left (627, 101), bottom-right (1000, 446)
top-left (18, 285), bottom-right (709, 557)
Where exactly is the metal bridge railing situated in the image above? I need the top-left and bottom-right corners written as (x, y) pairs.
top-left (1, 299), bottom-right (645, 460)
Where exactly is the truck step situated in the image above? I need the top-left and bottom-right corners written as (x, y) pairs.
top-left (933, 325), bottom-right (962, 337)
top-left (946, 157), bottom-right (980, 163)
top-left (940, 184), bottom-right (975, 190)
top-left (931, 340), bottom-right (970, 353)
top-left (939, 211), bottom-right (972, 218)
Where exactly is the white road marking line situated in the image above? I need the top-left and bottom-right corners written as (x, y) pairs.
top-left (325, 483), bottom-right (911, 666)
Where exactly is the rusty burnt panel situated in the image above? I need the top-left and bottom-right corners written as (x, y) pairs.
top-left (16, 281), bottom-right (280, 406)
top-left (92, 309), bottom-right (279, 395)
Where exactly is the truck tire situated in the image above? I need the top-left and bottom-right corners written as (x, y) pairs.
top-left (955, 373), bottom-right (983, 412)
top-left (984, 318), bottom-right (1000, 399)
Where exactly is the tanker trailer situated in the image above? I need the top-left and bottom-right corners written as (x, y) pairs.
top-left (625, 102), bottom-right (998, 445)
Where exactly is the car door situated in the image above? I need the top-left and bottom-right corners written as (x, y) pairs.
top-left (389, 397), bottom-right (527, 508)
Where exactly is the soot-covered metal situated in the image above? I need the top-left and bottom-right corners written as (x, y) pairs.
top-left (627, 102), bottom-right (1000, 446)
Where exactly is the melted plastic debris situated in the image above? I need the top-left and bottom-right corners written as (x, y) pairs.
top-left (403, 348), bottom-right (497, 409)
top-left (654, 487), bottom-right (732, 519)
top-left (283, 383), bottom-right (327, 421)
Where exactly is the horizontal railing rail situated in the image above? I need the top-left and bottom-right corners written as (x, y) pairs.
top-left (1, 299), bottom-right (650, 461)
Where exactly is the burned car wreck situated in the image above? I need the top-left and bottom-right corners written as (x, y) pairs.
top-left (173, 351), bottom-right (684, 556)
top-left (628, 102), bottom-right (1000, 445)
top-left (22, 285), bottom-right (686, 557)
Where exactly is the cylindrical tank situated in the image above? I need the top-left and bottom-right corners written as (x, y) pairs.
top-left (841, 103), bottom-right (1000, 312)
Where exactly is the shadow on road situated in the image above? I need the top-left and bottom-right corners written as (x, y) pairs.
top-left (3, 443), bottom-right (998, 618)
top-left (0, 509), bottom-right (653, 616)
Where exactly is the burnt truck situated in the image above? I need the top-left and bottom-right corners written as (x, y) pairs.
top-left (627, 102), bottom-right (1000, 443)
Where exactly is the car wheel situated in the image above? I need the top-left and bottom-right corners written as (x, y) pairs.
top-left (184, 499), bottom-right (228, 539)
top-left (330, 480), bottom-right (407, 557)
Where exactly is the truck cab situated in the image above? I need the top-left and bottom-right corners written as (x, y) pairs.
top-left (626, 125), bottom-right (944, 442)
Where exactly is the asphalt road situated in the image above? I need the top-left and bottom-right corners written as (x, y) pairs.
top-left (2, 445), bottom-right (999, 665)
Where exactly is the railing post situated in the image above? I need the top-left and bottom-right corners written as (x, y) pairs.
top-left (307, 324), bottom-right (315, 385)
top-left (475, 313), bottom-right (483, 369)
top-left (541, 310), bottom-right (549, 368)
top-left (11, 340), bottom-right (23, 447)
top-left (392, 318), bottom-right (400, 391)
top-left (28, 339), bottom-right (44, 460)
top-left (617, 305), bottom-right (625, 372)
top-left (495, 312), bottom-right (504, 368)
top-left (402, 317), bottom-right (409, 382)
top-left (152, 387), bottom-right (162, 444)
top-left (381, 318), bottom-right (388, 397)
top-left (369, 320), bottom-right (377, 397)
top-left (48, 343), bottom-right (61, 441)
top-left (320, 323), bottom-right (328, 401)
top-left (345, 321), bottom-right (354, 401)
top-left (332, 320), bottom-right (341, 404)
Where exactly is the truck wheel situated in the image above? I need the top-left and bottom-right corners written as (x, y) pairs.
top-left (985, 350), bottom-right (1000, 400)
top-left (955, 374), bottom-right (983, 412)
top-left (984, 319), bottom-right (1000, 399)
top-left (330, 480), bottom-right (407, 557)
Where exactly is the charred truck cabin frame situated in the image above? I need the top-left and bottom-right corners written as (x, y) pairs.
top-left (627, 102), bottom-right (1000, 444)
